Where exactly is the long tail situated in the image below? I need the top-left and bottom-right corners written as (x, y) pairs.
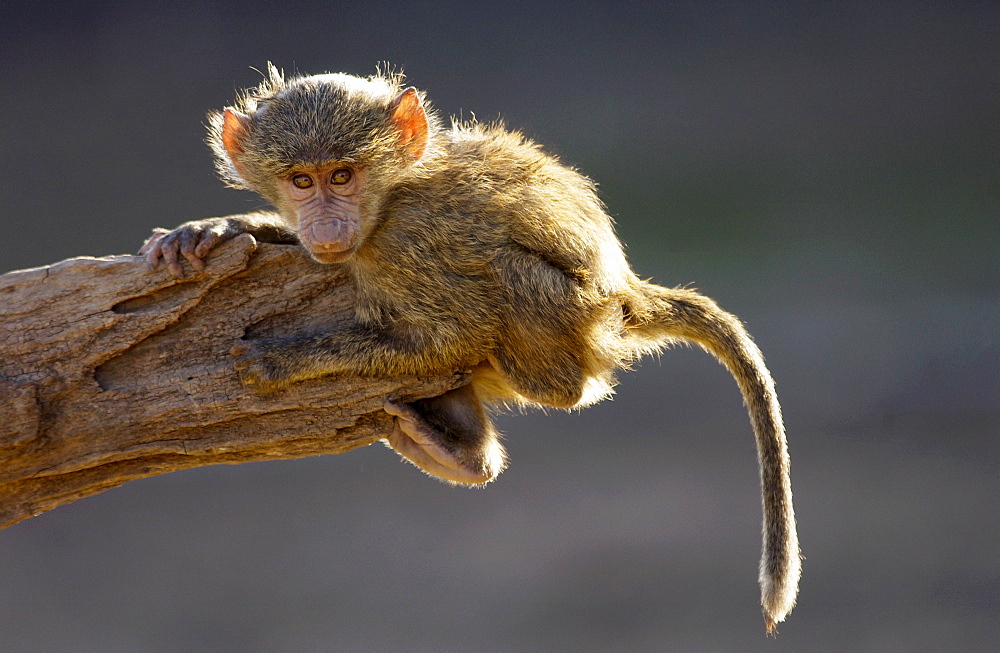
top-left (626, 282), bottom-right (801, 634)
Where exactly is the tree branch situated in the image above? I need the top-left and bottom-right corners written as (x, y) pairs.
top-left (0, 235), bottom-right (461, 529)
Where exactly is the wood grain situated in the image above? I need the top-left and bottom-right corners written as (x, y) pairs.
top-left (0, 235), bottom-right (460, 528)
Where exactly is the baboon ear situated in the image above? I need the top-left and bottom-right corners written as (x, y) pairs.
top-left (221, 108), bottom-right (253, 178)
top-left (221, 108), bottom-right (251, 157)
top-left (389, 87), bottom-right (428, 161)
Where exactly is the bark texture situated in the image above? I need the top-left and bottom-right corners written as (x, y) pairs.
top-left (0, 235), bottom-right (460, 529)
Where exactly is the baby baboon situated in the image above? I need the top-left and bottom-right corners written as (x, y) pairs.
top-left (141, 65), bottom-right (800, 633)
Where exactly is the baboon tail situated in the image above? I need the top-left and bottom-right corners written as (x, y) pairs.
top-left (626, 282), bottom-right (801, 634)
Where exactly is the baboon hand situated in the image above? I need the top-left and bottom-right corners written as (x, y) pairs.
top-left (139, 219), bottom-right (229, 278)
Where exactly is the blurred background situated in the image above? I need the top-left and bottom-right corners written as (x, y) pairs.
top-left (1, 2), bottom-right (996, 650)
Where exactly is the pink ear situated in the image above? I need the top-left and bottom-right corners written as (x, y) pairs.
top-left (221, 108), bottom-right (251, 156)
top-left (221, 108), bottom-right (253, 178)
top-left (390, 87), bottom-right (428, 161)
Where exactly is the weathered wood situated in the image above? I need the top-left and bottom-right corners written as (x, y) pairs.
top-left (0, 235), bottom-right (460, 529)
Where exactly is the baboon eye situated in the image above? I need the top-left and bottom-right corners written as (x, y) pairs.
top-left (292, 174), bottom-right (313, 189)
top-left (331, 169), bottom-right (352, 185)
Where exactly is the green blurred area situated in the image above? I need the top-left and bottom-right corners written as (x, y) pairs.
top-left (602, 122), bottom-right (997, 296)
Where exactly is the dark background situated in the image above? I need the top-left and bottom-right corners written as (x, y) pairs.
top-left (1, 2), bottom-right (997, 650)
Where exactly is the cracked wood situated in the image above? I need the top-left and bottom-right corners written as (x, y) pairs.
top-left (0, 235), bottom-right (460, 529)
